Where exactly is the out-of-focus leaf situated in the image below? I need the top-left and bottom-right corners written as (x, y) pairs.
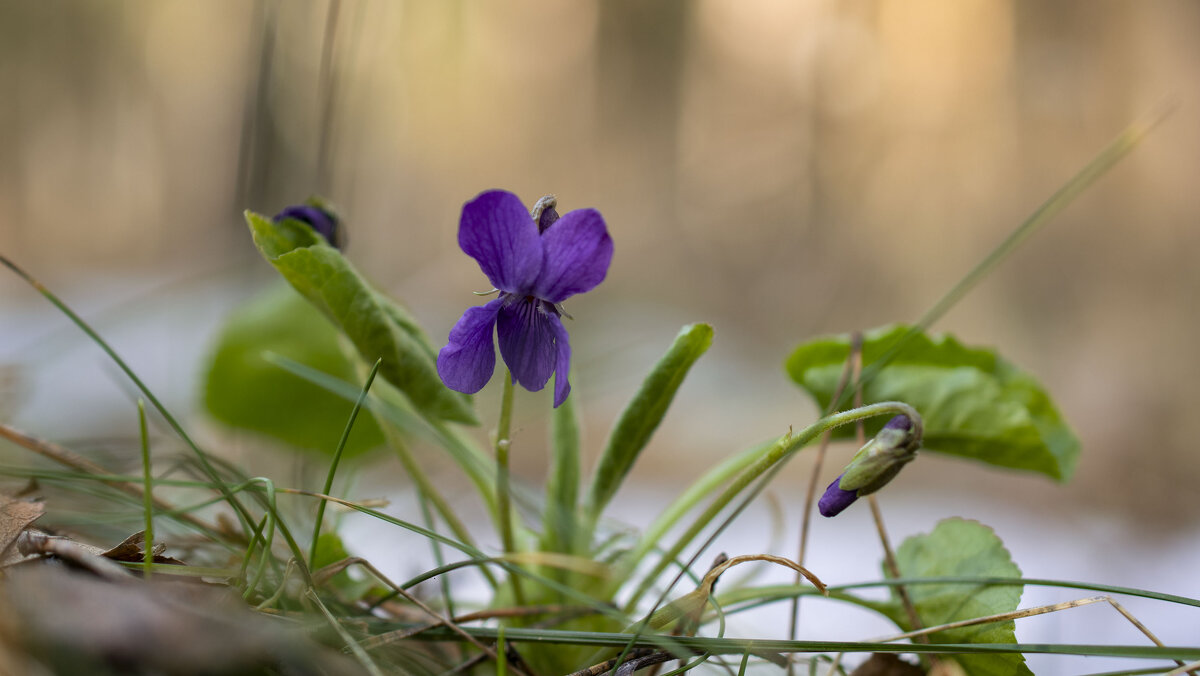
top-left (785, 324), bottom-right (1079, 481)
top-left (203, 283), bottom-right (384, 457)
top-left (584, 323), bottom-right (713, 518)
top-left (872, 518), bottom-right (1030, 676)
top-left (246, 211), bottom-right (476, 424)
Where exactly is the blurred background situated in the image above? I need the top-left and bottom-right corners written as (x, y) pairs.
top-left (2, 1), bottom-right (1199, 670)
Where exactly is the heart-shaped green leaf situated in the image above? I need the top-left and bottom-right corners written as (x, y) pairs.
top-left (873, 518), bottom-right (1031, 676)
top-left (202, 283), bottom-right (384, 456)
top-left (785, 325), bottom-right (1079, 481)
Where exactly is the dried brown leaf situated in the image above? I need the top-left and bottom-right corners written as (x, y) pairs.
top-left (0, 495), bottom-right (44, 567)
top-left (101, 531), bottom-right (186, 566)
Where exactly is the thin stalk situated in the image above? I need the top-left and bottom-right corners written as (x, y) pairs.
top-left (418, 487), bottom-right (456, 619)
top-left (853, 340), bottom-right (929, 668)
top-left (137, 400), bottom-right (154, 578)
top-left (788, 332), bottom-right (860, 672)
top-left (308, 358), bottom-right (380, 568)
top-left (0, 256), bottom-right (255, 536)
top-left (406, 625), bottom-right (1200, 661)
top-left (494, 370), bottom-right (524, 604)
top-left (625, 402), bottom-right (921, 611)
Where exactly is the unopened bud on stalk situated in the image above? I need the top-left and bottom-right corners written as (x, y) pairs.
top-left (274, 199), bottom-right (343, 249)
top-left (819, 414), bottom-right (921, 517)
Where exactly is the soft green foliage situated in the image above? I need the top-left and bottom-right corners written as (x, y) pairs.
top-left (584, 323), bottom-right (714, 519)
top-left (878, 518), bottom-right (1031, 676)
top-left (246, 211), bottom-right (476, 424)
top-left (203, 283), bottom-right (384, 456)
top-left (542, 392), bottom-right (582, 554)
top-left (786, 324), bottom-right (1080, 480)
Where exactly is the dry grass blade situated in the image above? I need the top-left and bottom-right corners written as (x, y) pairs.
top-left (0, 423), bottom-right (218, 535)
top-left (867, 595), bottom-right (1196, 675)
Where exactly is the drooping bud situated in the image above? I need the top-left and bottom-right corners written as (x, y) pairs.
top-left (273, 199), bottom-right (343, 249)
top-left (819, 414), bottom-right (921, 517)
top-left (818, 474), bottom-right (858, 517)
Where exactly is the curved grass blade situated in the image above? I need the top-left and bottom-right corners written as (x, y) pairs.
top-left (308, 358), bottom-right (380, 568)
top-left (830, 110), bottom-right (1170, 414)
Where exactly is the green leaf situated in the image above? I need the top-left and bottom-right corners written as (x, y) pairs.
top-left (542, 391), bottom-right (582, 554)
top-left (584, 323), bottom-right (713, 519)
top-left (876, 518), bottom-right (1030, 676)
top-left (246, 211), bottom-right (476, 424)
top-left (202, 283), bottom-right (384, 457)
top-left (785, 324), bottom-right (1079, 481)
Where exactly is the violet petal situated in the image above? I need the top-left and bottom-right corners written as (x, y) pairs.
top-left (818, 474), bottom-right (859, 517)
top-left (436, 299), bottom-right (502, 394)
top-left (548, 312), bottom-right (571, 407)
top-left (532, 208), bottom-right (613, 303)
top-left (458, 190), bottom-right (542, 293)
top-left (496, 298), bottom-right (557, 392)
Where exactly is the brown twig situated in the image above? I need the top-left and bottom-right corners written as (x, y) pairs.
top-left (0, 422), bottom-right (218, 535)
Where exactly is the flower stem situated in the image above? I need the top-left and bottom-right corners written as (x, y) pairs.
top-left (495, 369), bottom-right (524, 604)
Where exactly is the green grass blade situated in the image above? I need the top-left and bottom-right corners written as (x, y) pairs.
top-left (405, 626), bottom-right (1200, 662)
top-left (137, 400), bottom-right (153, 578)
top-left (836, 110), bottom-right (1170, 412)
top-left (308, 358), bottom-right (381, 568)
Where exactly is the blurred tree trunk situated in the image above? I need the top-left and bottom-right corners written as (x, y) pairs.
top-left (595, 1), bottom-right (691, 220)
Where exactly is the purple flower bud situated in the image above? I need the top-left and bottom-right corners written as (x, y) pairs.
top-left (819, 412), bottom-right (923, 518)
top-left (883, 414), bottom-right (912, 434)
top-left (274, 204), bottom-right (342, 249)
top-left (818, 473), bottom-right (858, 517)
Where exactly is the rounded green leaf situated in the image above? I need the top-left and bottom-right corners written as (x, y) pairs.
top-left (883, 518), bottom-right (1031, 676)
top-left (202, 283), bottom-right (384, 457)
top-left (785, 325), bottom-right (1079, 481)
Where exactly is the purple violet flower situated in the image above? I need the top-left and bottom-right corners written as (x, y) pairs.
top-left (436, 190), bottom-right (613, 407)
top-left (274, 203), bottom-right (342, 249)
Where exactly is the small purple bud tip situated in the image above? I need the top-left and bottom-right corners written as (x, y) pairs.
top-left (818, 473), bottom-right (859, 517)
top-left (274, 204), bottom-right (340, 248)
top-left (882, 414), bottom-right (912, 433)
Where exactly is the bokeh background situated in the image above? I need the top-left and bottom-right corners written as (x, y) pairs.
top-left (2, 1), bottom-right (1199, 670)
